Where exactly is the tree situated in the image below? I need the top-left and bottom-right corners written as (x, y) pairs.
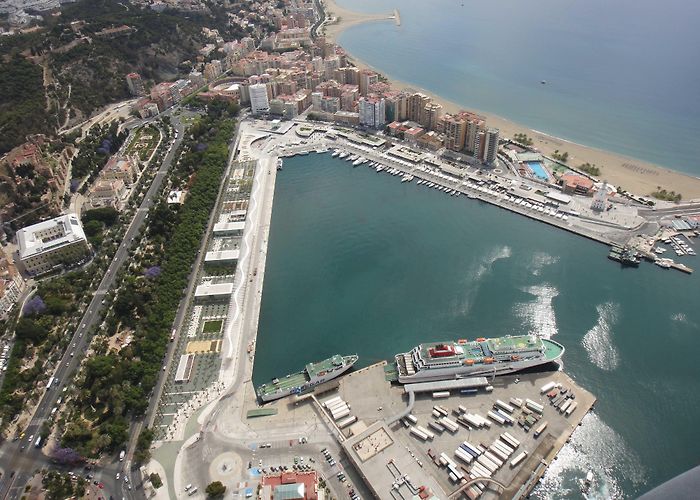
top-left (149, 473), bottom-right (163, 489)
top-left (206, 481), bottom-right (226, 498)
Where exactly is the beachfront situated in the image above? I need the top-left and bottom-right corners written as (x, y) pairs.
top-left (320, 0), bottom-right (700, 200)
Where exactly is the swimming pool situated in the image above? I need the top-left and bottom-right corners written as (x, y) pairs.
top-left (526, 161), bottom-right (549, 181)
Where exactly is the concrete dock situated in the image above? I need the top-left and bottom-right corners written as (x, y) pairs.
top-left (329, 362), bottom-right (596, 499)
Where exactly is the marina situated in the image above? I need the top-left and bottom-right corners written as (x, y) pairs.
top-left (277, 129), bottom-right (697, 275)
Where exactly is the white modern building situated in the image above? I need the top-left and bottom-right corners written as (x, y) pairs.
top-left (359, 97), bottom-right (386, 128)
top-left (16, 214), bottom-right (91, 276)
top-left (249, 83), bottom-right (270, 115)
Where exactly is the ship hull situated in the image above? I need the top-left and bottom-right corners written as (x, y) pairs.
top-left (258, 358), bottom-right (357, 403)
top-left (395, 339), bottom-right (565, 384)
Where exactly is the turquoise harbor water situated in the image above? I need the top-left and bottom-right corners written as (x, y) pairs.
top-left (335, 0), bottom-right (700, 176)
top-left (254, 154), bottom-right (700, 498)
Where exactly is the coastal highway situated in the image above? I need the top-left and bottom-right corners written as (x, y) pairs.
top-left (0, 113), bottom-right (186, 500)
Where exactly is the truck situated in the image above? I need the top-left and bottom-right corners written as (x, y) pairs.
top-left (47, 377), bottom-right (54, 389)
top-left (540, 381), bottom-right (557, 394)
top-left (409, 426), bottom-right (428, 441)
top-left (34, 436), bottom-right (42, 448)
top-left (119, 450), bottom-right (126, 462)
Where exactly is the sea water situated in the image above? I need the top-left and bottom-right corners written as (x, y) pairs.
top-left (335, 0), bottom-right (700, 175)
top-left (254, 154), bottom-right (700, 497)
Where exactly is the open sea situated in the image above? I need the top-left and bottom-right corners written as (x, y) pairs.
top-left (334, 0), bottom-right (700, 176)
top-left (254, 154), bottom-right (700, 498)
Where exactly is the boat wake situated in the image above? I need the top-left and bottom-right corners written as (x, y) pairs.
top-left (514, 284), bottom-right (559, 339)
top-left (532, 412), bottom-right (646, 500)
top-left (581, 302), bottom-right (620, 371)
top-left (456, 245), bottom-right (512, 315)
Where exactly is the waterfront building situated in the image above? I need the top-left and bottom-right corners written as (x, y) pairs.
top-left (358, 96), bottom-right (386, 128)
top-left (407, 92), bottom-right (431, 123)
top-left (465, 115), bottom-right (486, 154)
top-left (17, 214), bottom-right (91, 276)
top-left (126, 72), bottom-right (145, 96)
top-left (421, 102), bottom-right (443, 131)
top-left (359, 69), bottom-right (378, 96)
top-left (384, 92), bottom-right (408, 122)
top-left (559, 173), bottom-right (595, 195)
top-left (483, 128), bottom-right (500, 165)
top-left (250, 83), bottom-right (271, 115)
top-left (591, 181), bottom-right (609, 211)
top-left (442, 114), bottom-right (467, 151)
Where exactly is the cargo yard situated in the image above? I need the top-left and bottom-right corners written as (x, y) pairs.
top-left (315, 362), bottom-right (596, 499)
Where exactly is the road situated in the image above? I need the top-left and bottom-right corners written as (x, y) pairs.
top-left (0, 111), bottom-right (187, 500)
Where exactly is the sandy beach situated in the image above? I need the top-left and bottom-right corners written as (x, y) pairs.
top-left (321, 0), bottom-right (700, 201)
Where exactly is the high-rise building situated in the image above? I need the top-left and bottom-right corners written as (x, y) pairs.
top-left (126, 73), bottom-right (145, 96)
top-left (358, 97), bottom-right (386, 128)
top-left (421, 102), bottom-right (443, 131)
top-left (442, 114), bottom-right (467, 151)
top-left (249, 83), bottom-right (270, 115)
top-left (359, 69), bottom-right (378, 96)
top-left (407, 93), bottom-right (431, 123)
top-left (483, 128), bottom-right (499, 165)
top-left (465, 116), bottom-right (486, 154)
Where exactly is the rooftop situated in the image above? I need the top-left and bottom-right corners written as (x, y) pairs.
top-left (17, 214), bottom-right (87, 260)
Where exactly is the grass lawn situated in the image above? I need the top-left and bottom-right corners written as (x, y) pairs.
top-left (126, 125), bottom-right (160, 161)
top-left (201, 319), bottom-right (223, 334)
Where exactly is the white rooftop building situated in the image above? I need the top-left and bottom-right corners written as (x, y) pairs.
top-left (249, 83), bottom-right (270, 115)
top-left (16, 214), bottom-right (91, 275)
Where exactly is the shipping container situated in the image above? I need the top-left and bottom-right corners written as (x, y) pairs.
top-left (429, 421), bottom-right (445, 433)
top-left (409, 426), bottom-right (428, 441)
top-left (464, 414), bottom-right (482, 428)
top-left (337, 415), bottom-right (357, 429)
top-left (432, 409), bottom-right (442, 418)
top-left (483, 451), bottom-right (503, 468)
top-left (477, 455), bottom-right (497, 473)
top-left (540, 381), bottom-right (557, 394)
top-left (432, 391), bottom-right (450, 399)
top-left (494, 409), bottom-right (515, 425)
top-left (495, 400), bottom-right (515, 414)
top-left (460, 443), bottom-right (479, 459)
top-left (525, 399), bottom-right (544, 414)
top-left (488, 445), bottom-right (509, 462)
top-left (434, 405), bottom-right (449, 416)
top-left (565, 401), bottom-right (578, 416)
top-left (441, 417), bottom-right (459, 433)
top-left (323, 396), bottom-right (342, 407)
top-left (492, 440), bottom-right (513, 457)
top-left (458, 405), bottom-right (468, 414)
top-left (487, 411), bottom-right (506, 425)
top-left (415, 425), bottom-right (435, 440)
top-left (454, 448), bottom-right (473, 464)
top-left (471, 463), bottom-right (491, 478)
top-left (559, 399), bottom-right (572, 414)
top-left (502, 432), bottom-right (521, 448)
top-left (510, 451), bottom-right (528, 468)
top-left (533, 420), bottom-right (548, 438)
top-left (460, 388), bottom-right (478, 395)
top-left (332, 408), bottom-right (351, 420)
top-left (406, 414), bottom-right (418, 424)
top-left (509, 397), bottom-right (523, 408)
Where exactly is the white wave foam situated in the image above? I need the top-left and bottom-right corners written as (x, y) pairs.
top-left (581, 303), bottom-right (620, 371)
top-left (514, 284), bottom-right (559, 339)
top-left (670, 312), bottom-right (686, 323)
top-left (530, 251), bottom-right (559, 276)
top-left (456, 246), bottom-right (512, 315)
top-left (533, 412), bottom-right (647, 499)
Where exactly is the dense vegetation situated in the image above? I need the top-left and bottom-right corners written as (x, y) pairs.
top-left (512, 133), bottom-right (533, 146)
top-left (206, 481), bottom-right (227, 499)
top-left (651, 188), bottom-right (682, 202)
top-left (0, 0), bottom-right (250, 155)
top-left (0, 271), bottom-right (92, 423)
top-left (82, 206), bottom-right (120, 248)
top-left (41, 470), bottom-right (87, 499)
top-left (62, 104), bottom-right (236, 455)
top-left (71, 122), bottom-right (128, 183)
top-left (578, 162), bottom-right (601, 177)
top-left (0, 56), bottom-right (49, 154)
top-left (551, 150), bottom-right (569, 163)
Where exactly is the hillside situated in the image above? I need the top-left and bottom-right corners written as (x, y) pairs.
top-left (0, 0), bottom-right (248, 155)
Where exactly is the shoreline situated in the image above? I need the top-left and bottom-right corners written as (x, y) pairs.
top-left (321, 0), bottom-right (700, 201)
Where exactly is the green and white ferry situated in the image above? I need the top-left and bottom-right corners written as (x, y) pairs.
top-left (256, 354), bottom-right (359, 402)
top-left (395, 335), bottom-right (564, 383)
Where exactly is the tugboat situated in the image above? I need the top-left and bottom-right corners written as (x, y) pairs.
top-left (277, 159), bottom-right (283, 170)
